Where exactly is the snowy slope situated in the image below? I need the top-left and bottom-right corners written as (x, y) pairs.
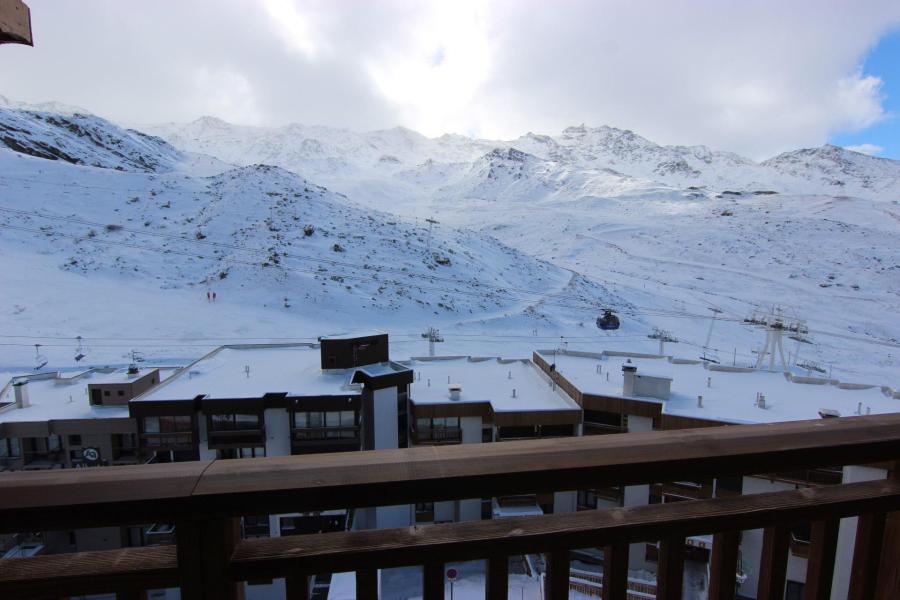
top-left (0, 106), bottom-right (621, 367)
top-left (0, 108), bottom-right (182, 173)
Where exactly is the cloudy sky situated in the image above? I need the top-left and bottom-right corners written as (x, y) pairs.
top-left (2, 0), bottom-right (900, 159)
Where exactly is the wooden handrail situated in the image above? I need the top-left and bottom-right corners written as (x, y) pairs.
top-left (2, 414), bottom-right (900, 532)
top-left (3, 414), bottom-right (900, 599)
top-left (227, 480), bottom-right (900, 578)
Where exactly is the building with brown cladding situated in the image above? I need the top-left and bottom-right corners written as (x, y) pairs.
top-left (0, 367), bottom-right (165, 471)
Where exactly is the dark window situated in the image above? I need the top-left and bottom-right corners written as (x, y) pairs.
top-left (117, 390), bottom-right (125, 397)
top-left (209, 413), bottom-right (261, 431)
top-left (103, 390), bottom-right (110, 396)
top-left (68, 434), bottom-right (82, 446)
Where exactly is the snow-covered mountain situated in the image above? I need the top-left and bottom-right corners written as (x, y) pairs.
top-left (0, 105), bottom-right (620, 366)
top-left (0, 108), bottom-right (182, 173)
top-left (143, 118), bottom-right (900, 202)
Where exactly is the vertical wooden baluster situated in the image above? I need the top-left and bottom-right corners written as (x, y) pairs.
top-left (848, 512), bottom-right (886, 600)
top-left (356, 568), bottom-right (378, 600)
top-left (176, 518), bottom-right (243, 600)
top-left (602, 543), bottom-right (628, 600)
top-left (803, 520), bottom-right (840, 600)
top-left (657, 537), bottom-right (685, 600)
top-left (757, 526), bottom-right (790, 600)
top-left (175, 519), bottom-right (204, 600)
top-left (874, 512), bottom-right (900, 599)
top-left (423, 562), bottom-right (444, 600)
top-left (708, 531), bottom-right (740, 600)
top-left (286, 574), bottom-right (311, 600)
top-left (544, 550), bottom-right (570, 600)
top-left (486, 555), bottom-right (509, 600)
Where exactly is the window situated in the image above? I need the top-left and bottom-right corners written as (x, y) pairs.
top-left (209, 413), bottom-right (261, 431)
top-left (68, 434), bottom-right (82, 446)
top-left (577, 489), bottom-right (598, 509)
top-left (117, 390), bottom-right (125, 397)
top-left (293, 411), bottom-right (357, 430)
top-left (0, 438), bottom-right (19, 458)
top-left (104, 390), bottom-right (110, 396)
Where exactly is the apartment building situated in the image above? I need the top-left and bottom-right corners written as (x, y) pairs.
top-left (0, 366), bottom-right (163, 471)
top-left (533, 348), bottom-right (900, 599)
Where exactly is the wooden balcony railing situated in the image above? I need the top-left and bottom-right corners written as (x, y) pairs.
top-left (412, 427), bottom-right (462, 444)
top-left (2, 414), bottom-right (900, 599)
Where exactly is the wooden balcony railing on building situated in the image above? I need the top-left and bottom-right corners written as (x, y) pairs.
top-left (3, 414), bottom-right (900, 599)
top-left (412, 427), bottom-right (462, 444)
top-left (207, 428), bottom-right (267, 448)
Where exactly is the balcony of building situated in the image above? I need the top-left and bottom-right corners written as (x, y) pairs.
top-left (1, 414), bottom-right (900, 599)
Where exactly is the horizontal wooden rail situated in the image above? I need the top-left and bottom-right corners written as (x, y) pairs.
top-left (0, 545), bottom-right (178, 597)
top-left (228, 479), bottom-right (900, 578)
top-left (2, 414), bottom-right (900, 532)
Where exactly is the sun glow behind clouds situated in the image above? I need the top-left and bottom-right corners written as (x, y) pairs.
top-left (264, 0), bottom-right (320, 59)
top-left (365, 1), bottom-right (493, 137)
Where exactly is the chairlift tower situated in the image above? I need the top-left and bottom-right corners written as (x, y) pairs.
top-left (647, 327), bottom-right (678, 355)
top-left (425, 217), bottom-right (439, 253)
top-left (700, 307), bottom-right (723, 363)
top-left (422, 326), bottom-right (444, 357)
top-left (750, 306), bottom-right (794, 372)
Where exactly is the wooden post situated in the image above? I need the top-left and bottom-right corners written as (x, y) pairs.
top-left (356, 568), bottom-right (378, 600)
top-left (708, 531), bottom-right (740, 600)
top-left (657, 537), bottom-right (685, 600)
top-left (423, 562), bottom-right (444, 600)
top-left (757, 526), bottom-right (790, 600)
top-left (486, 555), bottom-right (508, 600)
top-left (286, 574), bottom-right (311, 600)
top-left (602, 544), bottom-right (628, 600)
top-left (848, 513), bottom-right (886, 600)
top-left (803, 520), bottom-right (840, 600)
top-left (544, 550), bottom-right (570, 599)
top-left (874, 512), bottom-right (900, 599)
top-left (175, 518), bottom-right (243, 600)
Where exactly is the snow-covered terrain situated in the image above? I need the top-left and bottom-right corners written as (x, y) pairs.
top-left (0, 106), bottom-right (621, 369)
top-left (1, 102), bottom-right (898, 391)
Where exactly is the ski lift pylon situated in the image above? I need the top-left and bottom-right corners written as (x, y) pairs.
top-left (33, 343), bottom-right (47, 370)
top-left (74, 335), bottom-right (86, 362)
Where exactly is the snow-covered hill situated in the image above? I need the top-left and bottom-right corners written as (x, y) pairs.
top-left (0, 106), bottom-right (620, 366)
top-left (0, 108), bottom-right (182, 173)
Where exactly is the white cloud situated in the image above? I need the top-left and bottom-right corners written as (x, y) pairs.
top-left (2, 0), bottom-right (899, 158)
top-left (845, 143), bottom-right (884, 155)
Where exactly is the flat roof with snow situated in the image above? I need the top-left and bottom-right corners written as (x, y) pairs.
top-left (137, 345), bottom-right (363, 402)
top-left (0, 367), bottom-right (177, 423)
top-left (537, 350), bottom-right (900, 425)
top-left (404, 356), bottom-right (580, 413)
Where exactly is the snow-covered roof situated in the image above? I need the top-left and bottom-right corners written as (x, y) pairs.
top-left (538, 350), bottom-right (900, 425)
top-left (319, 330), bottom-right (387, 340)
top-left (0, 367), bottom-right (177, 423)
top-left (137, 345), bottom-right (361, 402)
top-left (404, 356), bottom-right (580, 413)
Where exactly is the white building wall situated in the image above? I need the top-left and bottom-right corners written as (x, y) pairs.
top-left (196, 411), bottom-right (216, 461)
top-left (554, 491), bottom-right (577, 514)
top-left (373, 386), bottom-right (399, 450)
top-left (263, 408), bottom-right (291, 457)
top-left (831, 465), bottom-right (886, 599)
top-left (459, 416), bottom-right (483, 522)
top-left (625, 414), bottom-right (653, 571)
